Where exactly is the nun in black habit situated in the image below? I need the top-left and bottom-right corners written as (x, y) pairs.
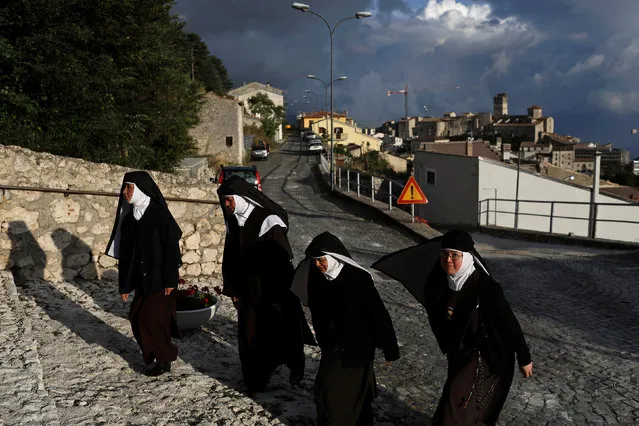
top-left (292, 232), bottom-right (400, 426)
top-left (106, 171), bottom-right (182, 377)
top-left (217, 175), bottom-right (315, 393)
top-left (425, 230), bottom-right (533, 425)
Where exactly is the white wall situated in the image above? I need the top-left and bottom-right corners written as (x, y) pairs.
top-left (477, 160), bottom-right (639, 243)
top-left (235, 89), bottom-right (284, 141)
top-left (413, 152), bottom-right (479, 225)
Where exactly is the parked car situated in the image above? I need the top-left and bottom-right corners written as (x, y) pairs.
top-left (211, 165), bottom-right (263, 192)
top-left (303, 133), bottom-right (320, 142)
top-left (250, 140), bottom-right (269, 161)
top-left (308, 141), bottom-right (324, 154)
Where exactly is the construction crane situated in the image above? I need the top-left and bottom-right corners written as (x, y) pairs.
top-left (387, 84), bottom-right (409, 121)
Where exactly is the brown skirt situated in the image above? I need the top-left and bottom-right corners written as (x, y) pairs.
top-left (433, 353), bottom-right (513, 426)
top-left (130, 291), bottom-right (180, 364)
top-left (314, 349), bottom-right (375, 426)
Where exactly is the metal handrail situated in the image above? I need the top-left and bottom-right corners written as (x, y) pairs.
top-left (0, 184), bottom-right (220, 205)
top-left (478, 197), bottom-right (639, 240)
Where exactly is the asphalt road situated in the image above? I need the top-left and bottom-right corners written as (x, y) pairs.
top-left (254, 132), bottom-right (639, 424)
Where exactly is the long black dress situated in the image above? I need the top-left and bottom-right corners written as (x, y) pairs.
top-left (222, 207), bottom-right (314, 392)
top-left (117, 202), bottom-right (182, 365)
top-left (425, 268), bottom-right (531, 426)
top-left (308, 263), bottom-right (400, 426)
top-left (106, 171), bottom-right (183, 368)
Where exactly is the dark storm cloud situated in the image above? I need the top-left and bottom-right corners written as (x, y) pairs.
top-left (171, 0), bottom-right (639, 156)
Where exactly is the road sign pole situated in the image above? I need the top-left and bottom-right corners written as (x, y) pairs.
top-left (411, 204), bottom-right (415, 223)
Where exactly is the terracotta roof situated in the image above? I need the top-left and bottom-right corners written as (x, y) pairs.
top-left (601, 186), bottom-right (639, 202)
top-left (302, 111), bottom-right (346, 119)
top-left (422, 141), bottom-right (500, 161)
top-left (529, 105), bottom-right (542, 109)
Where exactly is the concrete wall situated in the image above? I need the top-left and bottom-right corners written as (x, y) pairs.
top-left (0, 145), bottom-right (226, 283)
top-left (380, 152), bottom-right (408, 173)
top-left (413, 152), bottom-right (479, 225)
top-left (478, 160), bottom-right (639, 243)
top-left (189, 93), bottom-right (244, 164)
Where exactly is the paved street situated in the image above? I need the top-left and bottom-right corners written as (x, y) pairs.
top-left (2, 133), bottom-right (638, 425)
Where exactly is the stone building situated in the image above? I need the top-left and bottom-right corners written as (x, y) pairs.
top-left (188, 93), bottom-right (245, 165)
top-left (493, 93), bottom-right (508, 118)
top-left (228, 82), bottom-right (285, 141)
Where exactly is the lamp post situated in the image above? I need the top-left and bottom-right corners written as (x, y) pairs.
top-left (293, 2), bottom-right (372, 190)
top-left (514, 146), bottom-right (522, 229)
top-left (302, 94), bottom-right (317, 111)
top-left (304, 89), bottom-right (318, 111)
top-left (307, 75), bottom-right (347, 139)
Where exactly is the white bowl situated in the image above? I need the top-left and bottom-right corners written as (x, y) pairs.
top-left (176, 298), bottom-right (221, 331)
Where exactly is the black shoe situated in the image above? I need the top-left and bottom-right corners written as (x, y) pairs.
top-left (144, 361), bottom-right (171, 377)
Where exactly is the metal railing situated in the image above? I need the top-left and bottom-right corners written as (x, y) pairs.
top-left (0, 184), bottom-right (220, 205)
top-left (478, 197), bottom-right (639, 241)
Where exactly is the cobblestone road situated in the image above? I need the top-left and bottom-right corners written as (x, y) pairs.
top-left (1, 135), bottom-right (638, 425)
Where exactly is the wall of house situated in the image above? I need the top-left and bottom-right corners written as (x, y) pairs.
top-left (0, 145), bottom-right (225, 283)
top-left (380, 152), bottom-right (408, 173)
top-left (413, 152), bottom-right (479, 225)
top-left (477, 160), bottom-right (639, 243)
top-left (234, 89), bottom-right (284, 140)
top-left (189, 93), bottom-right (244, 164)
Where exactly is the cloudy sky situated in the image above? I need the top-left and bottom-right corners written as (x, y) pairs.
top-left (172, 0), bottom-right (639, 157)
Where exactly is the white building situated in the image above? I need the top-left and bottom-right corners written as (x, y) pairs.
top-left (228, 82), bottom-right (285, 141)
top-left (413, 151), bottom-right (639, 243)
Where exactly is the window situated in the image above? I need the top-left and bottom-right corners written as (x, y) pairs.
top-left (225, 136), bottom-right (233, 147)
top-left (426, 170), bottom-right (436, 185)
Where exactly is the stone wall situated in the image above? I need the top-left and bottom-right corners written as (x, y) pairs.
top-left (189, 93), bottom-right (244, 164)
top-left (0, 145), bottom-right (225, 283)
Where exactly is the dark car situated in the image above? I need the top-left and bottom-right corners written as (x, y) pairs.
top-left (250, 140), bottom-right (270, 161)
top-left (211, 165), bottom-right (263, 192)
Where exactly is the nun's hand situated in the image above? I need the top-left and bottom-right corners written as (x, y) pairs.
top-left (520, 362), bottom-right (533, 378)
top-left (165, 287), bottom-right (174, 296)
top-left (384, 361), bottom-right (393, 367)
top-left (120, 293), bottom-right (129, 302)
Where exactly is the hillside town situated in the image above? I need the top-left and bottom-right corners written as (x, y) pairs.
top-left (292, 91), bottom-right (639, 202)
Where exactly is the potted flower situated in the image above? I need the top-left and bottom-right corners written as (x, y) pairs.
top-left (174, 278), bottom-right (221, 331)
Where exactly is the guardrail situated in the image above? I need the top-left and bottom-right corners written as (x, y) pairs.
top-left (478, 197), bottom-right (639, 241)
top-left (316, 152), bottom-right (419, 217)
top-left (0, 185), bottom-right (219, 205)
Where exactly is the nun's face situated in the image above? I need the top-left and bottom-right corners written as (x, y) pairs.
top-left (224, 196), bottom-right (236, 213)
top-left (440, 250), bottom-right (463, 275)
top-left (123, 183), bottom-right (135, 204)
top-left (313, 257), bottom-right (328, 273)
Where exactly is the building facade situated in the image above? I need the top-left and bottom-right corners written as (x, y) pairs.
top-left (228, 82), bottom-right (285, 141)
top-left (412, 151), bottom-right (639, 243)
top-left (188, 93), bottom-right (244, 164)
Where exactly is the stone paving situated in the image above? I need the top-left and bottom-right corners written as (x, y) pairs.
top-left (1, 135), bottom-right (639, 424)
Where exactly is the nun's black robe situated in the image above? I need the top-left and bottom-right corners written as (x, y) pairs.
top-left (222, 207), bottom-right (314, 392)
top-left (307, 263), bottom-right (400, 426)
top-left (118, 202), bottom-right (182, 365)
top-left (425, 268), bottom-right (531, 426)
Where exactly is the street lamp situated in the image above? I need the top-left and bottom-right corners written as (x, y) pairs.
top-left (304, 90), bottom-right (319, 110)
top-left (307, 75), bottom-right (347, 138)
top-left (293, 2), bottom-right (372, 190)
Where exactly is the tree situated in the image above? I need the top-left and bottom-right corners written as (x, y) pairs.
top-left (184, 33), bottom-right (232, 94)
top-left (0, 0), bottom-right (212, 172)
top-left (247, 93), bottom-right (284, 140)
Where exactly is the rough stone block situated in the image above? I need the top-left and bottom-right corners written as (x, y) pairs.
top-left (50, 199), bottom-right (81, 223)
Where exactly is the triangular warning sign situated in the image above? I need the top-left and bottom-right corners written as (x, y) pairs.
top-left (397, 176), bottom-right (428, 205)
